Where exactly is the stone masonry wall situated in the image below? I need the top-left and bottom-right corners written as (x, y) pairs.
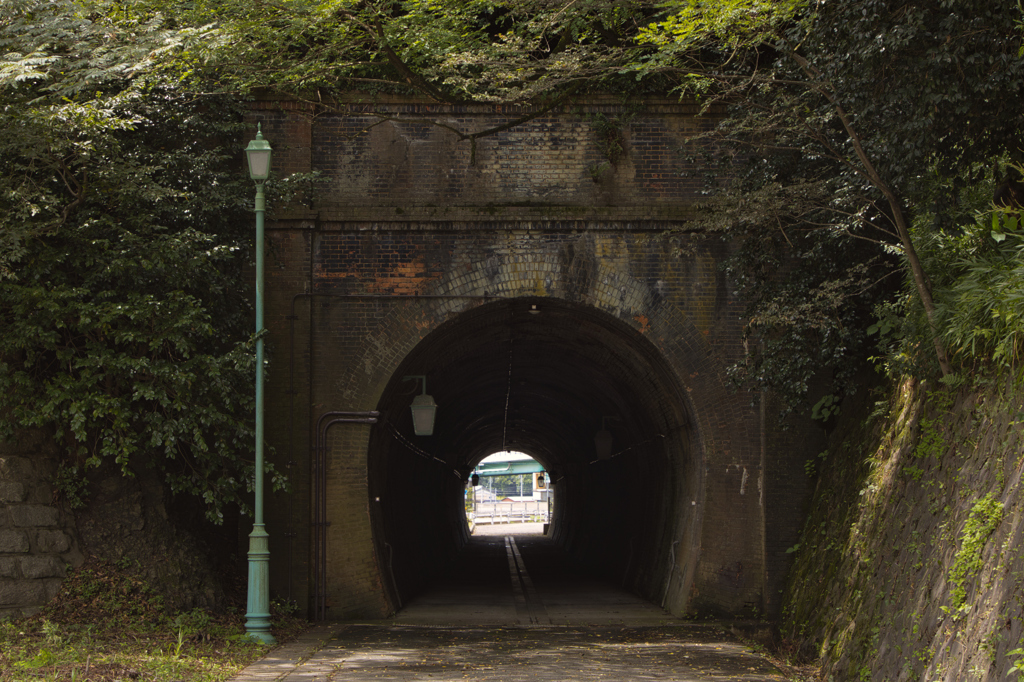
top-left (784, 375), bottom-right (1024, 681)
top-left (0, 429), bottom-right (82, 619)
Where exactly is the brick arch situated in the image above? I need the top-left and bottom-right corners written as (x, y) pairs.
top-left (257, 96), bottom-right (818, 621)
top-left (305, 232), bottom-right (760, 619)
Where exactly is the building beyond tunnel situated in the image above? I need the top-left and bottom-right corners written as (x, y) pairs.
top-left (251, 96), bottom-right (823, 621)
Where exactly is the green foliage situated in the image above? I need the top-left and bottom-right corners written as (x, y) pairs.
top-left (1008, 645), bottom-right (1024, 682)
top-left (724, 226), bottom-right (886, 416)
top-left (0, 0), bottom-right (283, 521)
top-left (14, 648), bottom-right (56, 669)
top-left (637, 0), bottom-right (806, 66)
top-left (804, 449), bottom-right (827, 478)
top-left (934, 230), bottom-right (1024, 368)
top-left (948, 493), bottom-right (1004, 614)
top-left (903, 464), bottom-right (924, 482)
top-left (163, 0), bottom-right (669, 103)
top-left (914, 417), bottom-right (946, 461)
top-left (0, 559), bottom-right (305, 682)
top-left (872, 162), bottom-right (1024, 374)
top-left (589, 111), bottom-right (635, 165)
top-left (664, 0), bottom-right (1024, 400)
top-left (173, 608), bottom-right (213, 636)
top-left (811, 395), bottom-right (841, 422)
top-left (866, 297), bottom-right (920, 378)
top-left (53, 463), bottom-right (89, 510)
top-left (0, 0), bottom-right (214, 276)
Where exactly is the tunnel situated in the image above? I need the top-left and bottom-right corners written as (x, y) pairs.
top-left (366, 296), bottom-right (704, 616)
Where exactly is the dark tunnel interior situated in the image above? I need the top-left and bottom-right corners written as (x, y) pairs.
top-left (367, 297), bottom-right (703, 615)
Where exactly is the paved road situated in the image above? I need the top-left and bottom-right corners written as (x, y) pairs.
top-left (230, 527), bottom-right (794, 682)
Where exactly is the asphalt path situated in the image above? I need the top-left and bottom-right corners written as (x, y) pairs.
top-left (230, 526), bottom-right (799, 681)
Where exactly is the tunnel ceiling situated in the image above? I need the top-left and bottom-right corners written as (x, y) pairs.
top-left (376, 297), bottom-right (691, 476)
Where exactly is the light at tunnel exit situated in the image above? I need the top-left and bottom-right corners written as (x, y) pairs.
top-left (467, 452), bottom-right (551, 530)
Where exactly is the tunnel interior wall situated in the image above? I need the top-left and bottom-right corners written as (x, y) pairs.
top-left (250, 97), bottom-right (823, 620)
top-left (364, 297), bottom-right (705, 614)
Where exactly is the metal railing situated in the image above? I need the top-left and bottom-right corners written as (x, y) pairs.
top-left (469, 500), bottom-right (549, 525)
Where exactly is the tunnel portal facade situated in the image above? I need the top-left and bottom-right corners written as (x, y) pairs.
top-left (253, 97), bottom-right (821, 621)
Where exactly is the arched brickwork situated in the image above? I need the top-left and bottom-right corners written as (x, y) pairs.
top-left (365, 295), bottom-right (705, 615)
top-left (254, 97), bottom-right (821, 621)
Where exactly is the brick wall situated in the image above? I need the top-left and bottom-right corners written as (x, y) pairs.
top-left (248, 96), bottom-right (819, 619)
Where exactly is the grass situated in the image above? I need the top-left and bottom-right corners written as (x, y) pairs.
top-left (0, 559), bottom-right (308, 682)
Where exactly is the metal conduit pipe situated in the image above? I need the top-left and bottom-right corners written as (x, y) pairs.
top-left (281, 291), bottom-right (507, 617)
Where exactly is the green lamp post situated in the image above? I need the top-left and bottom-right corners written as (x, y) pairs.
top-left (244, 124), bottom-right (275, 645)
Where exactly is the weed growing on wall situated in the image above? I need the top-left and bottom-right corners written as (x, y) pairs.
top-left (913, 388), bottom-right (954, 460)
top-left (1008, 645), bottom-right (1024, 682)
top-left (52, 463), bottom-right (89, 510)
top-left (947, 493), bottom-right (1004, 617)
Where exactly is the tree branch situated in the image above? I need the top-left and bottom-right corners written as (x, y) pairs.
top-left (373, 20), bottom-right (456, 104)
top-left (786, 49), bottom-right (952, 375)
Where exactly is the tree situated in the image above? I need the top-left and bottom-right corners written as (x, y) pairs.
top-left (176, 0), bottom-right (654, 102)
top-left (191, 0), bottom-right (1023, 406)
top-left (631, 0), bottom-right (1024, 398)
top-left (0, 0), bottom-right (279, 521)
top-left (3, 0), bottom-right (1019, 511)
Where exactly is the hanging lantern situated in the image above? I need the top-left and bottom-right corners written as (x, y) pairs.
top-left (404, 375), bottom-right (437, 436)
top-left (594, 415), bottom-right (618, 460)
top-left (594, 428), bottom-right (613, 460)
top-left (410, 392), bottom-right (437, 436)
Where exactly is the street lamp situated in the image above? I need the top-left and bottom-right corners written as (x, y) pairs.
top-left (244, 124), bottom-right (275, 645)
top-left (594, 416), bottom-right (615, 460)
top-left (403, 375), bottom-right (437, 436)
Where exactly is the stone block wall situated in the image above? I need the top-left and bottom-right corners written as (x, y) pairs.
top-left (0, 431), bottom-right (82, 619)
top-left (784, 377), bottom-right (1024, 680)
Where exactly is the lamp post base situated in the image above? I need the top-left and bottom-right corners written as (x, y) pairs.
top-left (245, 523), bottom-right (276, 645)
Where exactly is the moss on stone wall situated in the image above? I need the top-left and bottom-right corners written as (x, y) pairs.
top-left (782, 372), bottom-right (1024, 680)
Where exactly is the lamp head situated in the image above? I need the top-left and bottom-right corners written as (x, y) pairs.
top-left (410, 393), bottom-right (437, 436)
top-left (245, 124), bottom-right (273, 183)
top-left (594, 429), bottom-right (613, 460)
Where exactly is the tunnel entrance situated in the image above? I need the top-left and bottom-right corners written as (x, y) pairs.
top-left (367, 297), bottom-right (703, 617)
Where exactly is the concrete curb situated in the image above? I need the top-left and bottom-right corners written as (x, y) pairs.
top-left (227, 624), bottom-right (337, 682)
